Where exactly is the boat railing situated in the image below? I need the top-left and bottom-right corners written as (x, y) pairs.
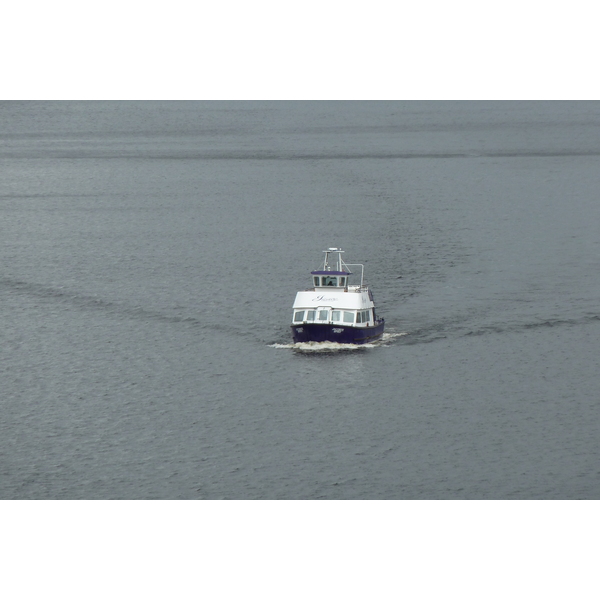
top-left (347, 284), bottom-right (369, 292)
top-left (305, 285), bottom-right (368, 292)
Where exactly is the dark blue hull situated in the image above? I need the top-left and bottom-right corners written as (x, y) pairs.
top-left (291, 319), bottom-right (384, 344)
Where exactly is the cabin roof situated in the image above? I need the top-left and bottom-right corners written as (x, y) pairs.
top-left (310, 270), bottom-right (351, 275)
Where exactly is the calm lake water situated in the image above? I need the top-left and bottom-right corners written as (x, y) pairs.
top-left (2, 100), bottom-right (599, 499)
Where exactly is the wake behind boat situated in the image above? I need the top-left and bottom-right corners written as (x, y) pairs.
top-left (291, 248), bottom-right (384, 344)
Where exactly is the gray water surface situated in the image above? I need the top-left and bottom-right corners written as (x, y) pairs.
top-left (2, 101), bottom-right (599, 499)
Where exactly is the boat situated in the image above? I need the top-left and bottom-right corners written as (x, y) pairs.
top-left (291, 247), bottom-right (385, 344)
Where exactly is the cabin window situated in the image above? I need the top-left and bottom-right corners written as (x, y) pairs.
top-left (343, 311), bottom-right (354, 323)
top-left (294, 311), bottom-right (305, 322)
top-left (307, 310), bottom-right (316, 321)
top-left (313, 277), bottom-right (320, 286)
top-left (339, 277), bottom-right (346, 287)
top-left (332, 310), bottom-right (341, 322)
top-left (318, 310), bottom-right (328, 321)
top-left (322, 276), bottom-right (338, 287)
top-left (356, 310), bottom-right (369, 324)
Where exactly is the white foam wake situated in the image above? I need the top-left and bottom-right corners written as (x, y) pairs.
top-left (381, 332), bottom-right (408, 342)
top-left (269, 341), bottom-right (373, 352)
top-left (269, 332), bottom-right (407, 352)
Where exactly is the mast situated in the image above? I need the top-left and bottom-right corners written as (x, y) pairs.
top-left (323, 247), bottom-right (345, 272)
top-left (320, 247), bottom-right (364, 286)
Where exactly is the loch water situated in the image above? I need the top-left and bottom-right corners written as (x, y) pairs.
top-left (2, 101), bottom-right (599, 499)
